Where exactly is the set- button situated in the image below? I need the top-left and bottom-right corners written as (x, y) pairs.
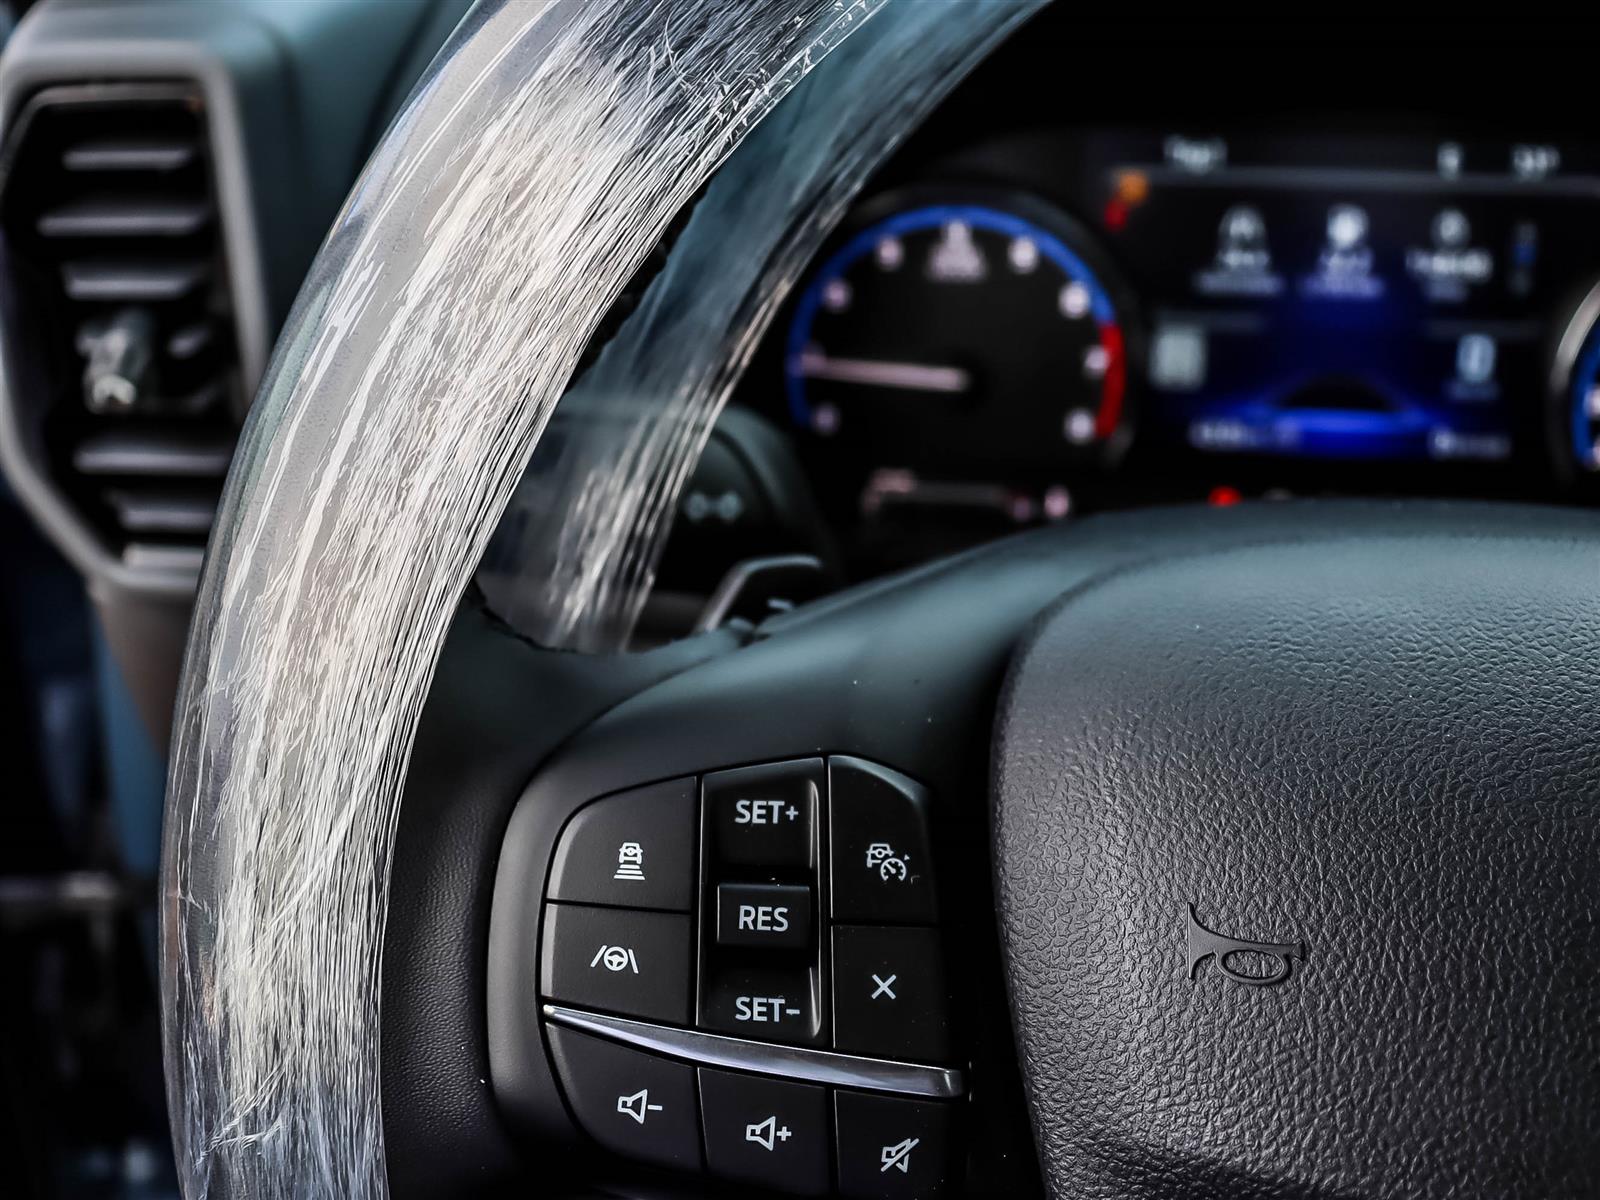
top-left (699, 759), bottom-right (826, 1053)
top-left (701, 963), bottom-right (822, 1043)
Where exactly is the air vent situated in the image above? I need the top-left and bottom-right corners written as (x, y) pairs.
top-left (0, 82), bottom-right (242, 572)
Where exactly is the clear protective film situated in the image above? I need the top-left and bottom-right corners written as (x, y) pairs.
top-left (159, 1), bottom-right (1041, 1198)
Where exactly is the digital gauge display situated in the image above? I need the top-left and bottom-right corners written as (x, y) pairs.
top-left (785, 198), bottom-right (1131, 482)
top-left (1096, 133), bottom-right (1600, 467)
top-left (763, 129), bottom-right (1600, 573)
top-left (1559, 282), bottom-right (1600, 473)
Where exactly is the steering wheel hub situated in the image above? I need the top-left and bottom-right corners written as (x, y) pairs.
top-left (994, 533), bottom-right (1600, 1198)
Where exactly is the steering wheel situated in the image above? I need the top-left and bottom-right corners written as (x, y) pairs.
top-left (386, 499), bottom-right (1598, 1200)
top-left (160, 3), bottom-right (1600, 1199)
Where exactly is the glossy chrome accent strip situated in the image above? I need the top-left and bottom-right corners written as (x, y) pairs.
top-left (541, 1004), bottom-right (964, 1099)
top-left (1551, 276), bottom-right (1600, 399)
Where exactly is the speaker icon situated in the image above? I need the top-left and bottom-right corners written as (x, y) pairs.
top-left (744, 1114), bottom-right (792, 1151)
top-left (616, 1088), bottom-right (663, 1125)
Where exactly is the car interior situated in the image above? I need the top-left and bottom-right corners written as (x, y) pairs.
top-left (0, 3), bottom-right (1596, 1198)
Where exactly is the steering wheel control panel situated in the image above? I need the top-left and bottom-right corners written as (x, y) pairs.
top-left (531, 756), bottom-right (960, 1197)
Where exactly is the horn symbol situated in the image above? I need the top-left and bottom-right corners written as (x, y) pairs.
top-left (1186, 904), bottom-right (1305, 987)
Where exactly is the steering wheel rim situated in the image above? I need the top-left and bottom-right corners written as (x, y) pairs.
top-left (158, 2), bottom-right (1039, 1197)
top-left (156, 0), bottom-right (1599, 1196)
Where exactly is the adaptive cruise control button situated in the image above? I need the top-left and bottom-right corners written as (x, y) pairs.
top-left (716, 882), bottom-right (812, 949)
top-left (700, 964), bottom-right (823, 1045)
top-left (548, 777), bottom-right (696, 911)
top-left (540, 904), bottom-right (690, 1024)
top-left (699, 1067), bottom-right (828, 1195)
top-left (835, 1091), bottom-right (957, 1199)
top-left (830, 757), bottom-right (937, 923)
top-left (546, 1026), bottom-right (702, 1171)
top-left (833, 925), bottom-right (951, 1062)
top-left (705, 759), bottom-right (820, 868)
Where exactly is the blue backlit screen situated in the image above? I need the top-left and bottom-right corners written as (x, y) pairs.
top-left (1090, 133), bottom-right (1600, 464)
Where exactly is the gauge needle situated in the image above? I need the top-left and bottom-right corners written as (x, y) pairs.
top-left (797, 349), bottom-right (972, 395)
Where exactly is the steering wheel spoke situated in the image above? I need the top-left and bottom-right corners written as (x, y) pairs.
top-left (390, 501), bottom-right (1600, 1199)
top-left (478, 553), bottom-right (1044, 1196)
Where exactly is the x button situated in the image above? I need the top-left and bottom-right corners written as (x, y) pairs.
top-left (833, 925), bottom-right (950, 1061)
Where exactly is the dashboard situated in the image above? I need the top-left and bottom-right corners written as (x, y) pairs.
top-left (4, 7), bottom-right (1599, 1200)
top-left (720, 24), bottom-right (1600, 580)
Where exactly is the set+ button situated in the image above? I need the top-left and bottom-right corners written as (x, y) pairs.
top-left (705, 759), bottom-right (821, 868)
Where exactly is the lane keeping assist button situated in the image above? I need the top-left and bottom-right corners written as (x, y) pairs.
top-left (715, 882), bottom-right (812, 949)
top-left (540, 904), bottom-right (691, 1024)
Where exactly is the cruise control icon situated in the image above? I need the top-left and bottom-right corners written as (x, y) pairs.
top-left (865, 842), bottom-right (909, 882)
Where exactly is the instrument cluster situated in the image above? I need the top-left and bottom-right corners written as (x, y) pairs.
top-left (734, 116), bottom-right (1600, 574)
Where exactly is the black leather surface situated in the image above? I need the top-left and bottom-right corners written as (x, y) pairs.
top-left (994, 523), bottom-right (1600, 1198)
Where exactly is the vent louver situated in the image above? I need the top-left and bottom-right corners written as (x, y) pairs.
top-left (1, 82), bottom-right (243, 575)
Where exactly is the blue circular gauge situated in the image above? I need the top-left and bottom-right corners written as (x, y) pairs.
top-left (1569, 321), bottom-right (1600, 471)
top-left (783, 199), bottom-right (1131, 469)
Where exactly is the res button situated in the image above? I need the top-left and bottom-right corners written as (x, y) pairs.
top-left (715, 883), bottom-right (812, 950)
top-left (705, 760), bottom-right (820, 868)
